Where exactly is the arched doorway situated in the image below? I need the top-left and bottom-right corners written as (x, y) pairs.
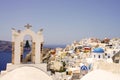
top-left (12, 24), bottom-right (44, 64)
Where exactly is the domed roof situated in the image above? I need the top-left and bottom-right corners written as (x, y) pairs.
top-left (81, 65), bottom-right (88, 70)
top-left (93, 48), bottom-right (104, 53)
top-left (0, 66), bottom-right (53, 80)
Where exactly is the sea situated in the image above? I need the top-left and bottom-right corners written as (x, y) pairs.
top-left (0, 45), bottom-right (65, 72)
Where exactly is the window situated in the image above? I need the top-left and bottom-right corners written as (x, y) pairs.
top-left (108, 56), bottom-right (110, 58)
top-left (105, 53), bottom-right (107, 56)
top-left (98, 55), bottom-right (101, 58)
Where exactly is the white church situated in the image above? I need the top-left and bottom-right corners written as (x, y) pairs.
top-left (0, 24), bottom-right (53, 80)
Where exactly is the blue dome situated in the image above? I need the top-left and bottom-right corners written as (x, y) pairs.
top-left (81, 65), bottom-right (88, 70)
top-left (93, 48), bottom-right (104, 53)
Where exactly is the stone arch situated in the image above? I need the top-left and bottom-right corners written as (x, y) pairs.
top-left (19, 29), bottom-right (37, 42)
top-left (12, 24), bottom-right (44, 64)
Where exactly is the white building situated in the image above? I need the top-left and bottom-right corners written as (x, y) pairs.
top-left (92, 48), bottom-right (104, 60)
top-left (81, 69), bottom-right (120, 80)
top-left (0, 66), bottom-right (53, 80)
top-left (0, 24), bottom-right (53, 80)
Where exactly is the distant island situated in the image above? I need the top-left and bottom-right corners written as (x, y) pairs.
top-left (0, 40), bottom-right (66, 52)
top-left (0, 40), bottom-right (12, 52)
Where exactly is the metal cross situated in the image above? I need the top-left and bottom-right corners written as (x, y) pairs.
top-left (24, 24), bottom-right (32, 29)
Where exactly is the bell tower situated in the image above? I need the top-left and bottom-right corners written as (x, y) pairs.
top-left (12, 24), bottom-right (44, 64)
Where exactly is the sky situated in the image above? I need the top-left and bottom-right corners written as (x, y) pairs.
top-left (0, 0), bottom-right (120, 45)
